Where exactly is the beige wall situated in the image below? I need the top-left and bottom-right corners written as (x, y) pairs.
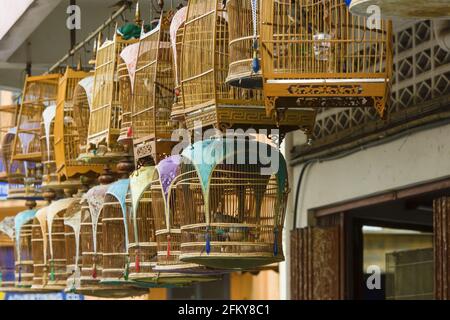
top-left (231, 271), bottom-right (280, 300)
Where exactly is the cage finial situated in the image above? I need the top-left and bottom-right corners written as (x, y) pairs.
top-left (135, 1), bottom-right (142, 26)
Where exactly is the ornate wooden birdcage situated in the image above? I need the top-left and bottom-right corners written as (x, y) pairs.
top-left (177, 137), bottom-right (288, 270)
top-left (0, 217), bottom-right (15, 289)
top-left (13, 209), bottom-right (36, 288)
top-left (348, 0), bottom-right (450, 18)
top-left (170, 6), bottom-right (188, 124)
top-left (78, 181), bottom-right (146, 297)
top-left (151, 155), bottom-right (224, 281)
top-left (129, 164), bottom-right (219, 285)
top-left (46, 198), bottom-right (78, 290)
top-left (260, 0), bottom-right (393, 119)
top-left (0, 104), bottom-right (17, 182)
top-left (86, 32), bottom-right (137, 161)
top-left (64, 194), bottom-right (83, 292)
top-left (3, 128), bottom-right (42, 200)
top-left (100, 179), bottom-right (132, 284)
top-left (40, 102), bottom-right (58, 193)
top-left (12, 74), bottom-right (60, 163)
top-left (131, 11), bottom-right (178, 166)
top-left (71, 75), bottom-right (94, 158)
top-left (4, 130), bottom-right (42, 200)
top-left (128, 166), bottom-right (158, 282)
top-left (54, 68), bottom-right (104, 191)
top-left (31, 207), bottom-right (51, 291)
top-left (225, 0), bottom-right (263, 89)
top-left (181, 0), bottom-right (316, 134)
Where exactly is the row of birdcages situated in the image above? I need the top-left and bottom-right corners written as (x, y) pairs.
top-left (0, 0), bottom-right (393, 296)
top-left (0, 136), bottom-right (288, 296)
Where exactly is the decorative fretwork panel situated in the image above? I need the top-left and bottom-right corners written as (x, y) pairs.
top-left (310, 20), bottom-right (450, 143)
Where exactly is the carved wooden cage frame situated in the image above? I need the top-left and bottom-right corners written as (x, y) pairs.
top-left (131, 11), bottom-right (177, 165)
top-left (87, 35), bottom-right (137, 152)
top-left (54, 68), bottom-right (104, 187)
top-left (180, 0), bottom-right (316, 134)
top-left (260, 0), bottom-right (393, 119)
top-left (176, 138), bottom-right (289, 270)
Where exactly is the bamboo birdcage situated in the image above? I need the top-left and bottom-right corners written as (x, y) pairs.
top-left (177, 138), bottom-right (288, 270)
top-left (31, 207), bottom-right (52, 291)
top-left (128, 166), bottom-right (158, 282)
top-left (78, 184), bottom-right (145, 297)
top-left (12, 74), bottom-right (60, 163)
top-left (129, 165), bottom-right (219, 285)
top-left (64, 195), bottom-right (82, 292)
top-left (181, 0), bottom-right (316, 133)
top-left (0, 104), bottom-right (17, 182)
top-left (260, 0), bottom-right (393, 119)
top-left (46, 198), bottom-right (78, 290)
top-left (72, 75), bottom-right (94, 157)
top-left (100, 179), bottom-right (130, 283)
top-left (86, 33), bottom-right (137, 157)
top-left (2, 128), bottom-right (41, 200)
top-left (117, 44), bottom-right (139, 145)
top-left (40, 103), bottom-right (58, 190)
top-left (3, 124), bottom-right (42, 200)
top-left (0, 217), bottom-right (15, 289)
top-left (131, 11), bottom-right (178, 166)
top-left (170, 6), bottom-right (188, 123)
top-left (13, 209), bottom-right (36, 288)
top-left (225, 0), bottom-right (263, 89)
top-left (54, 68), bottom-right (104, 189)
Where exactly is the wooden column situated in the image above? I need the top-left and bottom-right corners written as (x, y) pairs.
top-left (434, 197), bottom-right (450, 300)
top-left (290, 226), bottom-right (343, 300)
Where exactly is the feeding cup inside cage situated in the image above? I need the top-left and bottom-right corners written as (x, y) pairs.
top-left (313, 33), bottom-right (332, 61)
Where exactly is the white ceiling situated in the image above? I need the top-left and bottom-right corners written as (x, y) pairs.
top-left (0, 0), bottom-right (187, 90)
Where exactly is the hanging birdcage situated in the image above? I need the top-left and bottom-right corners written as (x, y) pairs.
top-left (13, 209), bottom-right (36, 288)
top-left (348, 0), bottom-right (450, 18)
top-left (129, 166), bottom-right (217, 287)
top-left (177, 137), bottom-right (288, 270)
top-left (100, 179), bottom-right (132, 284)
top-left (170, 6), bottom-right (188, 124)
top-left (46, 198), bottom-right (78, 290)
top-left (54, 68), bottom-right (104, 191)
top-left (64, 195), bottom-right (82, 293)
top-left (181, 0), bottom-right (316, 134)
top-left (128, 166), bottom-right (158, 282)
top-left (226, 0), bottom-right (263, 89)
top-left (0, 104), bottom-right (17, 182)
top-left (131, 11), bottom-right (178, 166)
top-left (78, 184), bottom-right (146, 297)
top-left (40, 102), bottom-right (58, 191)
top-left (0, 217), bottom-right (15, 289)
top-left (151, 156), bottom-right (224, 281)
top-left (3, 128), bottom-right (42, 200)
top-left (260, 0), bottom-right (393, 119)
top-left (12, 74), bottom-right (60, 163)
top-left (117, 43), bottom-right (140, 145)
top-left (31, 207), bottom-right (52, 291)
top-left (86, 32), bottom-right (138, 161)
top-left (72, 75), bottom-right (94, 158)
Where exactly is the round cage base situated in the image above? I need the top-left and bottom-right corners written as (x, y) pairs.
top-left (29, 285), bottom-right (64, 293)
top-left (180, 254), bottom-right (285, 270)
top-left (349, 0), bottom-right (450, 18)
top-left (77, 151), bottom-right (128, 164)
top-left (226, 74), bottom-right (263, 90)
top-left (153, 264), bottom-right (230, 276)
top-left (128, 272), bottom-right (220, 286)
top-left (73, 285), bottom-right (148, 298)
